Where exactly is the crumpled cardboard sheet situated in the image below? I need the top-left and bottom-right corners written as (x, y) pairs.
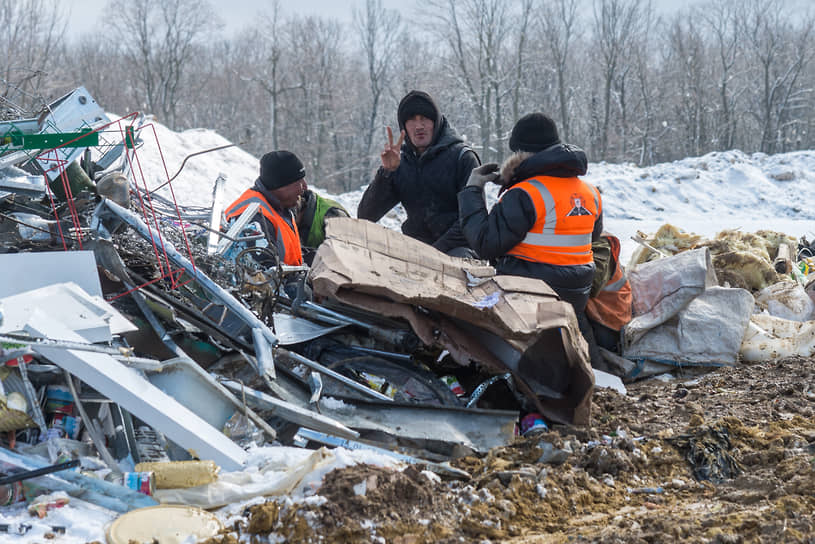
top-left (309, 217), bottom-right (594, 425)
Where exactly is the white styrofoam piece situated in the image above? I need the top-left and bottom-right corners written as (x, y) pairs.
top-left (593, 368), bottom-right (627, 395)
top-left (0, 281), bottom-right (135, 342)
top-left (0, 250), bottom-right (102, 299)
top-left (26, 311), bottom-right (247, 471)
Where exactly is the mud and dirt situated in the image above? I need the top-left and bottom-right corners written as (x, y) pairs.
top-left (213, 355), bottom-right (815, 543)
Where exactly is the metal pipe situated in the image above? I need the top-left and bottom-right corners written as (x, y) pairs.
top-left (276, 348), bottom-right (393, 402)
top-left (0, 335), bottom-right (162, 370)
top-left (344, 345), bottom-right (413, 362)
top-left (93, 198), bottom-right (279, 376)
top-left (251, 327), bottom-right (276, 380)
top-left (0, 460), bottom-right (80, 486)
top-left (294, 301), bottom-right (418, 351)
top-left (64, 371), bottom-right (121, 474)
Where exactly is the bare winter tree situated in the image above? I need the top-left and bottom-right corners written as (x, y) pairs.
top-left (590, 0), bottom-right (646, 160)
top-left (354, 0), bottom-right (402, 186)
top-left (538, 0), bottom-right (580, 142)
top-left (182, 38), bottom-right (261, 147)
top-left (244, 1), bottom-right (303, 151)
top-left (741, 0), bottom-right (815, 153)
top-left (0, 0), bottom-right (66, 116)
top-left (105, 0), bottom-right (220, 130)
top-left (629, 6), bottom-right (664, 164)
top-left (666, 13), bottom-right (710, 158)
top-left (699, 0), bottom-right (742, 151)
top-left (284, 16), bottom-right (349, 190)
top-left (509, 0), bottom-right (534, 128)
top-left (425, 0), bottom-right (528, 162)
top-left (66, 34), bottom-right (133, 119)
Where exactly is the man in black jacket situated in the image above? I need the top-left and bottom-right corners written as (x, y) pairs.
top-left (357, 90), bottom-right (479, 256)
top-left (458, 113), bottom-right (604, 366)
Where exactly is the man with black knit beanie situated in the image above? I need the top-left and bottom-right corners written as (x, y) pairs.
top-left (458, 113), bottom-right (605, 368)
top-left (357, 90), bottom-right (480, 257)
top-left (223, 150), bottom-right (308, 267)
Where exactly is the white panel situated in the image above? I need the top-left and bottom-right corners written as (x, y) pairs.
top-left (0, 250), bottom-right (102, 299)
top-left (26, 312), bottom-right (247, 471)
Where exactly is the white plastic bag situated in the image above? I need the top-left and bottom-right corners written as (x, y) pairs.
top-left (740, 313), bottom-right (815, 361)
top-left (755, 280), bottom-right (815, 322)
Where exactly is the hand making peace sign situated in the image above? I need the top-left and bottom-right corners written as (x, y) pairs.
top-left (380, 126), bottom-right (404, 173)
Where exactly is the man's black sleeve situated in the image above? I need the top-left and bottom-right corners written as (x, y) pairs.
top-left (458, 185), bottom-right (536, 259)
top-left (357, 167), bottom-right (400, 221)
top-left (325, 206), bottom-right (350, 219)
top-left (592, 208), bottom-right (603, 242)
top-left (432, 149), bottom-right (481, 252)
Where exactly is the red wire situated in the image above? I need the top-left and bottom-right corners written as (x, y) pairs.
top-left (32, 112), bottom-right (200, 299)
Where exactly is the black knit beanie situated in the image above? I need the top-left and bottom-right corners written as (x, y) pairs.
top-left (258, 150), bottom-right (305, 191)
top-left (397, 91), bottom-right (440, 130)
top-left (509, 113), bottom-right (561, 152)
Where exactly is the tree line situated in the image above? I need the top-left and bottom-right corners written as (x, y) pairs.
top-left (2, 0), bottom-right (814, 193)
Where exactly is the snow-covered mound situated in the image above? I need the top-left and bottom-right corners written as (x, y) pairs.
top-left (588, 150), bottom-right (815, 222)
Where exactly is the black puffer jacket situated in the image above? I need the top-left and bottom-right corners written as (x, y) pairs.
top-left (357, 92), bottom-right (479, 252)
top-left (458, 143), bottom-right (603, 306)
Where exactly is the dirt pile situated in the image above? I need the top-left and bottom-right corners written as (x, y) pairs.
top-left (221, 356), bottom-right (815, 543)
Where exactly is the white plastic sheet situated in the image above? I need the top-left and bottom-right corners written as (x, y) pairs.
top-left (755, 280), bottom-right (815, 322)
top-left (740, 313), bottom-right (815, 361)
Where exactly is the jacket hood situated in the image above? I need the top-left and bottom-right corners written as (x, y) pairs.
top-left (499, 143), bottom-right (588, 188)
top-left (398, 90), bottom-right (452, 153)
top-left (252, 178), bottom-right (285, 211)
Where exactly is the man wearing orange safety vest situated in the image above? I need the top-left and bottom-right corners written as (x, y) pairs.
top-left (586, 233), bottom-right (632, 353)
top-left (224, 150), bottom-right (306, 267)
top-left (458, 112), bottom-right (604, 365)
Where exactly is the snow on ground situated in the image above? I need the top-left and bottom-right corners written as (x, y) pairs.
top-left (0, 445), bottom-right (403, 544)
top-left (3, 118), bottom-right (815, 542)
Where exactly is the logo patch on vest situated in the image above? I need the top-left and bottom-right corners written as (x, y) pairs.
top-left (566, 193), bottom-right (593, 216)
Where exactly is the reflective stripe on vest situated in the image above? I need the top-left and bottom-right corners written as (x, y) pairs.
top-left (586, 234), bottom-right (632, 330)
top-left (599, 234), bottom-right (626, 292)
top-left (506, 177), bottom-right (600, 265)
top-left (224, 188), bottom-right (303, 266)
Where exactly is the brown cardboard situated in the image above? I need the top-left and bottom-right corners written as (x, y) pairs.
top-left (309, 217), bottom-right (594, 425)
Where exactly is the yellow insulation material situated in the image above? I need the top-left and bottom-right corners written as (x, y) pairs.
top-left (134, 460), bottom-right (220, 489)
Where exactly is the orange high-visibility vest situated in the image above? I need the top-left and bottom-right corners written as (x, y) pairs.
top-left (506, 176), bottom-right (601, 266)
top-left (224, 188), bottom-right (303, 266)
top-left (585, 234), bottom-right (632, 331)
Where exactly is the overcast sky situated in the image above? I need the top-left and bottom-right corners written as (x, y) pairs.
top-left (65, 0), bottom-right (397, 36)
top-left (65, 0), bottom-right (695, 38)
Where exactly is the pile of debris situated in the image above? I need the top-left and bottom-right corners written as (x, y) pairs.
top-left (0, 87), bottom-right (599, 541)
top-left (1, 87), bottom-right (814, 542)
top-left (624, 224), bottom-right (815, 375)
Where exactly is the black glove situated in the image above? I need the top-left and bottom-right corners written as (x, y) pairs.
top-left (466, 163), bottom-right (500, 189)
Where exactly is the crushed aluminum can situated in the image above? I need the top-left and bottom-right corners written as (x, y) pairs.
top-left (441, 375), bottom-right (466, 397)
top-left (124, 471), bottom-right (155, 496)
top-left (0, 481), bottom-right (24, 506)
